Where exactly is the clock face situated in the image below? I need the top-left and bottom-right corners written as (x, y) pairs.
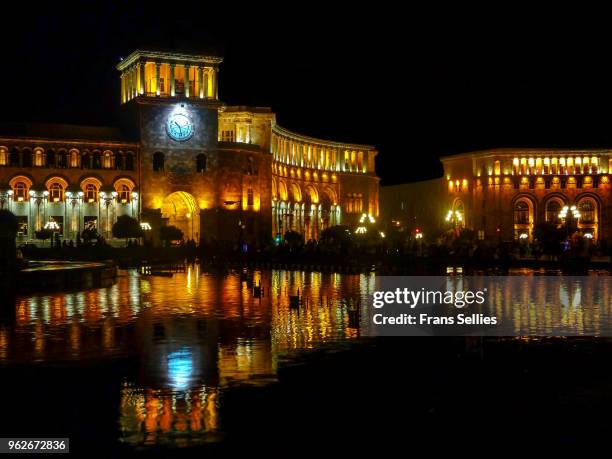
top-left (166, 113), bottom-right (194, 142)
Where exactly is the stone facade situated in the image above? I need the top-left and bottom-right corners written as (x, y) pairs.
top-left (0, 49), bottom-right (379, 246)
top-left (384, 148), bottom-right (612, 244)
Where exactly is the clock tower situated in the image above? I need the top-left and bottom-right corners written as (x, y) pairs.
top-left (117, 50), bottom-right (222, 243)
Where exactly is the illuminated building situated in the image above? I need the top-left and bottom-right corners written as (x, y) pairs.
top-left (382, 148), bottom-right (612, 243)
top-left (0, 49), bottom-right (379, 245)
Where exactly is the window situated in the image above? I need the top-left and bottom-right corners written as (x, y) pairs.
top-left (125, 153), bottom-right (134, 171)
top-left (13, 182), bottom-right (27, 201)
top-left (153, 152), bottom-right (164, 172)
top-left (221, 130), bottom-right (234, 142)
top-left (50, 183), bottom-right (64, 202)
top-left (514, 201), bottom-right (530, 225)
top-left (85, 184), bottom-right (98, 203)
top-left (103, 151), bottom-right (113, 169)
top-left (196, 153), bottom-right (207, 172)
top-left (9, 148), bottom-right (19, 167)
top-left (118, 185), bottom-right (130, 203)
top-left (545, 200), bottom-right (562, 223)
top-left (58, 151), bottom-right (68, 168)
top-left (247, 188), bottom-right (254, 206)
top-left (0, 148), bottom-right (7, 166)
top-left (22, 149), bottom-right (32, 167)
top-left (81, 152), bottom-right (91, 169)
top-left (93, 151), bottom-right (102, 169)
top-left (579, 200), bottom-right (596, 224)
top-left (46, 150), bottom-right (56, 167)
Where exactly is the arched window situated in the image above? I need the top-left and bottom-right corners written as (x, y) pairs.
top-left (46, 149), bottom-right (56, 168)
top-left (58, 150), bottom-right (68, 168)
top-left (81, 152), bottom-right (92, 169)
top-left (92, 151), bottom-right (102, 169)
top-left (115, 153), bottom-right (125, 170)
top-left (153, 152), bottom-right (164, 172)
top-left (545, 200), bottom-right (562, 223)
top-left (13, 182), bottom-right (27, 201)
top-left (34, 148), bottom-right (45, 167)
top-left (50, 183), bottom-right (64, 202)
top-left (514, 201), bottom-right (530, 225)
top-left (579, 200), bottom-right (596, 224)
top-left (21, 149), bottom-right (32, 167)
top-left (9, 148), bottom-right (19, 167)
top-left (103, 151), bottom-right (113, 169)
top-left (125, 152), bottom-right (134, 171)
top-left (118, 185), bottom-right (130, 202)
top-left (69, 150), bottom-right (80, 168)
top-left (0, 147), bottom-right (7, 166)
top-left (85, 183), bottom-right (98, 203)
top-left (196, 153), bottom-right (207, 172)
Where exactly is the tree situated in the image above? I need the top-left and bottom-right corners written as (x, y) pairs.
top-left (283, 230), bottom-right (304, 251)
top-left (112, 215), bottom-right (144, 246)
top-left (533, 222), bottom-right (564, 256)
top-left (35, 228), bottom-right (53, 247)
top-left (81, 227), bottom-right (99, 245)
top-left (160, 225), bottom-right (183, 246)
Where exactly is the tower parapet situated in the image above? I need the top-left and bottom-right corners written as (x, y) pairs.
top-left (116, 50), bottom-right (223, 103)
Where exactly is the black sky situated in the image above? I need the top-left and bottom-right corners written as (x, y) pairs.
top-left (2, 4), bottom-right (612, 184)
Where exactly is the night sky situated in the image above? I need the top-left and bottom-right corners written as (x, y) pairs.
top-left (2, 5), bottom-right (612, 184)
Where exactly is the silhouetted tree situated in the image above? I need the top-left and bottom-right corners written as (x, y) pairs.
top-left (81, 227), bottom-right (99, 245)
top-left (160, 225), bottom-right (183, 246)
top-left (112, 215), bottom-right (144, 246)
top-left (534, 222), bottom-right (564, 256)
top-left (35, 228), bottom-right (53, 247)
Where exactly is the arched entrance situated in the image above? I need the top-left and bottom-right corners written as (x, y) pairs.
top-left (161, 192), bottom-right (200, 241)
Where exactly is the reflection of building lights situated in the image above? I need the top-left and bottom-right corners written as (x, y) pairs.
top-left (140, 222), bottom-right (152, 231)
top-left (167, 347), bottom-right (193, 390)
top-left (355, 226), bottom-right (367, 234)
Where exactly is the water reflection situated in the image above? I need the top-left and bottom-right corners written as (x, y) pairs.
top-left (3, 267), bottom-right (611, 447)
top-left (2, 267), bottom-right (370, 446)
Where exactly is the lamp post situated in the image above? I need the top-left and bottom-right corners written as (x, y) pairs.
top-left (445, 209), bottom-right (463, 237)
top-left (559, 205), bottom-right (580, 239)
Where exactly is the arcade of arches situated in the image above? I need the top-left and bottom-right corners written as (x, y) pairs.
top-left (272, 178), bottom-right (341, 240)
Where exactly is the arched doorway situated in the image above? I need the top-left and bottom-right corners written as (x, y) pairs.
top-left (577, 196), bottom-right (599, 241)
top-left (161, 192), bottom-right (200, 241)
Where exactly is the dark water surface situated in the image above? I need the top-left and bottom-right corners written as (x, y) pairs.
top-left (2, 267), bottom-right (612, 456)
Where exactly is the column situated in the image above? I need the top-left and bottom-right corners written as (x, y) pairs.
top-left (120, 73), bottom-right (125, 103)
top-left (170, 63), bottom-right (176, 96)
top-left (126, 69), bottom-right (132, 100)
top-left (155, 62), bottom-right (161, 96)
top-left (139, 63), bottom-right (145, 95)
top-left (202, 68), bottom-right (209, 98)
top-left (184, 64), bottom-right (190, 98)
top-left (211, 68), bottom-right (217, 99)
top-left (198, 66), bottom-right (204, 98)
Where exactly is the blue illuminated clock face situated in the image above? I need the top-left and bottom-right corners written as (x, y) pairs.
top-left (166, 113), bottom-right (194, 142)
